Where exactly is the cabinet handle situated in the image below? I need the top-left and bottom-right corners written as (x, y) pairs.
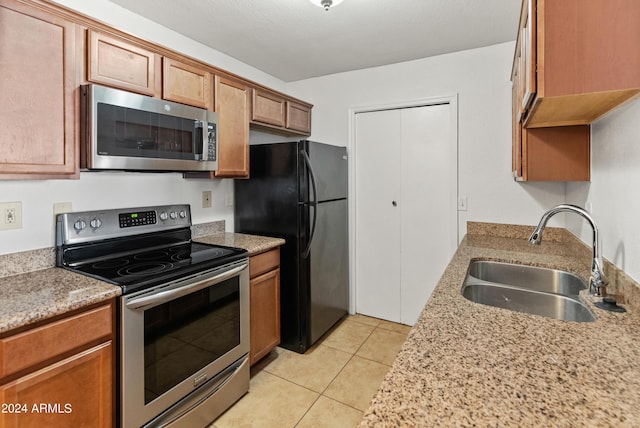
top-left (392, 201), bottom-right (397, 207)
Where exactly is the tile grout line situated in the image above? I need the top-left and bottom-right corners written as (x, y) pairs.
top-left (291, 320), bottom-right (378, 427)
top-left (254, 316), bottom-right (407, 428)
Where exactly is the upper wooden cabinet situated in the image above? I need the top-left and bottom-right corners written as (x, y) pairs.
top-left (509, 0), bottom-right (640, 181)
top-left (517, 126), bottom-right (590, 181)
top-left (0, 0), bottom-right (312, 180)
top-left (87, 29), bottom-right (161, 97)
top-left (286, 101), bottom-right (312, 135)
top-left (252, 88), bottom-right (313, 136)
top-left (0, 0), bottom-right (79, 179)
top-left (252, 88), bottom-right (286, 127)
top-left (162, 57), bottom-right (213, 110)
top-left (520, 0), bottom-right (640, 128)
top-left (214, 75), bottom-right (250, 178)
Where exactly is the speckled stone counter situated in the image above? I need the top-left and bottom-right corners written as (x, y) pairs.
top-left (0, 228), bottom-right (282, 334)
top-left (360, 223), bottom-right (640, 427)
top-left (0, 268), bottom-right (120, 334)
top-left (195, 232), bottom-right (285, 255)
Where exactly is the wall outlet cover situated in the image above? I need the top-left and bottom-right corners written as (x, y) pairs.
top-left (0, 201), bottom-right (23, 231)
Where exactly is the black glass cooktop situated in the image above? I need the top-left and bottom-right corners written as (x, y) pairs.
top-left (61, 235), bottom-right (247, 294)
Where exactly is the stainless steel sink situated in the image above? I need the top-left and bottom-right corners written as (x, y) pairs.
top-left (462, 261), bottom-right (596, 322)
top-left (467, 260), bottom-right (587, 296)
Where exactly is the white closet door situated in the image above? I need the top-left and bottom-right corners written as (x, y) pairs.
top-left (400, 104), bottom-right (455, 325)
top-left (354, 103), bottom-right (456, 325)
top-left (354, 109), bottom-right (402, 323)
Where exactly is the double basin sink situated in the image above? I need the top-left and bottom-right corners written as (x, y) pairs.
top-left (462, 260), bottom-right (596, 322)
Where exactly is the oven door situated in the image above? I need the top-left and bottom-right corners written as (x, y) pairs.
top-left (120, 259), bottom-right (249, 428)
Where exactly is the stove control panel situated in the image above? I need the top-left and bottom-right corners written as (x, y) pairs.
top-left (56, 204), bottom-right (192, 246)
top-left (119, 210), bottom-right (157, 228)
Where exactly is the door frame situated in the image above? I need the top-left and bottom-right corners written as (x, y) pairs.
top-left (348, 95), bottom-right (459, 315)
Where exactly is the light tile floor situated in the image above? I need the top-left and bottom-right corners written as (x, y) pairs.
top-left (209, 314), bottom-right (411, 428)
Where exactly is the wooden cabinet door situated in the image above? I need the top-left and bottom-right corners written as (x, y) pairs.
top-left (521, 126), bottom-right (590, 181)
top-left (0, 342), bottom-right (113, 428)
top-left (526, 0), bottom-right (640, 127)
top-left (87, 29), bottom-right (161, 96)
top-left (519, 0), bottom-right (535, 114)
top-left (251, 88), bottom-right (286, 127)
top-left (286, 101), bottom-right (312, 134)
top-left (163, 58), bottom-right (212, 109)
top-left (249, 269), bottom-right (281, 365)
top-left (214, 75), bottom-right (250, 178)
top-left (0, 0), bottom-right (78, 178)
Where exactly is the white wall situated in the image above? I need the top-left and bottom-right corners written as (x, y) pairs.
top-left (566, 97), bottom-right (640, 284)
top-left (286, 42), bottom-right (567, 240)
top-left (0, 0), bottom-right (288, 255)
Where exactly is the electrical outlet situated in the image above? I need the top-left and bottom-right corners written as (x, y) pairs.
top-left (0, 201), bottom-right (22, 231)
top-left (202, 191), bottom-right (212, 208)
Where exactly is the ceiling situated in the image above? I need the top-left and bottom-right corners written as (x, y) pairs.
top-left (106, 0), bottom-right (521, 82)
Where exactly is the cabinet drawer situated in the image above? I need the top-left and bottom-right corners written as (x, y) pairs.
top-left (0, 302), bottom-right (114, 380)
top-left (249, 248), bottom-right (280, 278)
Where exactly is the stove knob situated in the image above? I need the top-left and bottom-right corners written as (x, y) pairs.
top-left (179, 210), bottom-right (187, 218)
top-left (170, 211), bottom-right (178, 219)
top-left (90, 217), bottom-right (102, 229)
top-left (159, 212), bottom-right (168, 221)
top-left (74, 219), bottom-right (87, 231)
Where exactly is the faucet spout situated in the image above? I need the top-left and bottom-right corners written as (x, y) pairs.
top-left (528, 204), bottom-right (607, 295)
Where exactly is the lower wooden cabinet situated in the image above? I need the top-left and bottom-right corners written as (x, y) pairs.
top-left (249, 248), bottom-right (281, 365)
top-left (0, 300), bottom-right (115, 427)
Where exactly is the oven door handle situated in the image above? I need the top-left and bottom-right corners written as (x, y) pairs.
top-left (125, 263), bottom-right (248, 310)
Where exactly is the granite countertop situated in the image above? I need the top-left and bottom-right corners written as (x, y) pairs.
top-left (195, 232), bottom-right (285, 255)
top-left (360, 223), bottom-right (640, 427)
top-left (0, 232), bottom-right (284, 334)
top-left (0, 268), bottom-right (120, 334)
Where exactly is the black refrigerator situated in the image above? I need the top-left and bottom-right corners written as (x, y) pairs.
top-left (234, 140), bottom-right (349, 353)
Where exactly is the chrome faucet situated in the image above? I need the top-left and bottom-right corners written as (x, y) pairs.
top-left (528, 204), bottom-right (607, 296)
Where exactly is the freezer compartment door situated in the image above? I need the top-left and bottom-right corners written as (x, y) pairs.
top-left (308, 198), bottom-right (349, 345)
top-left (301, 141), bottom-right (348, 202)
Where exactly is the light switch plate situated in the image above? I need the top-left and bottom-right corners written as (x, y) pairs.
top-left (202, 191), bottom-right (212, 208)
top-left (457, 196), bottom-right (468, 211)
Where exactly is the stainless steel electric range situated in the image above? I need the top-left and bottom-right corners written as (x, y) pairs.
top-left (56, 204), bottom-right (249, 428)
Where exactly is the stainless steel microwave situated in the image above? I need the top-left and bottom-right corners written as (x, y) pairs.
top-left (81, 84), bottom-right (218, 172)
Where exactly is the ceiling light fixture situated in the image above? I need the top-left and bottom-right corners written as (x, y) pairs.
top-left (309, 0), bottom-right (344, 11)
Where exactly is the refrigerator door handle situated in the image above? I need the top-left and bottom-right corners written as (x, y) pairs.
top-left (301, 149), bottom-right (318, 259)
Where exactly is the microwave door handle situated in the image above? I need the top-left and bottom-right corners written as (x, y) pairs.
top-left (202, 120), bottom-right (209, 161)
top-left (125, 263), bottom-right (247, 310)
top-left (195, 120), bottom-right (208, 161)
